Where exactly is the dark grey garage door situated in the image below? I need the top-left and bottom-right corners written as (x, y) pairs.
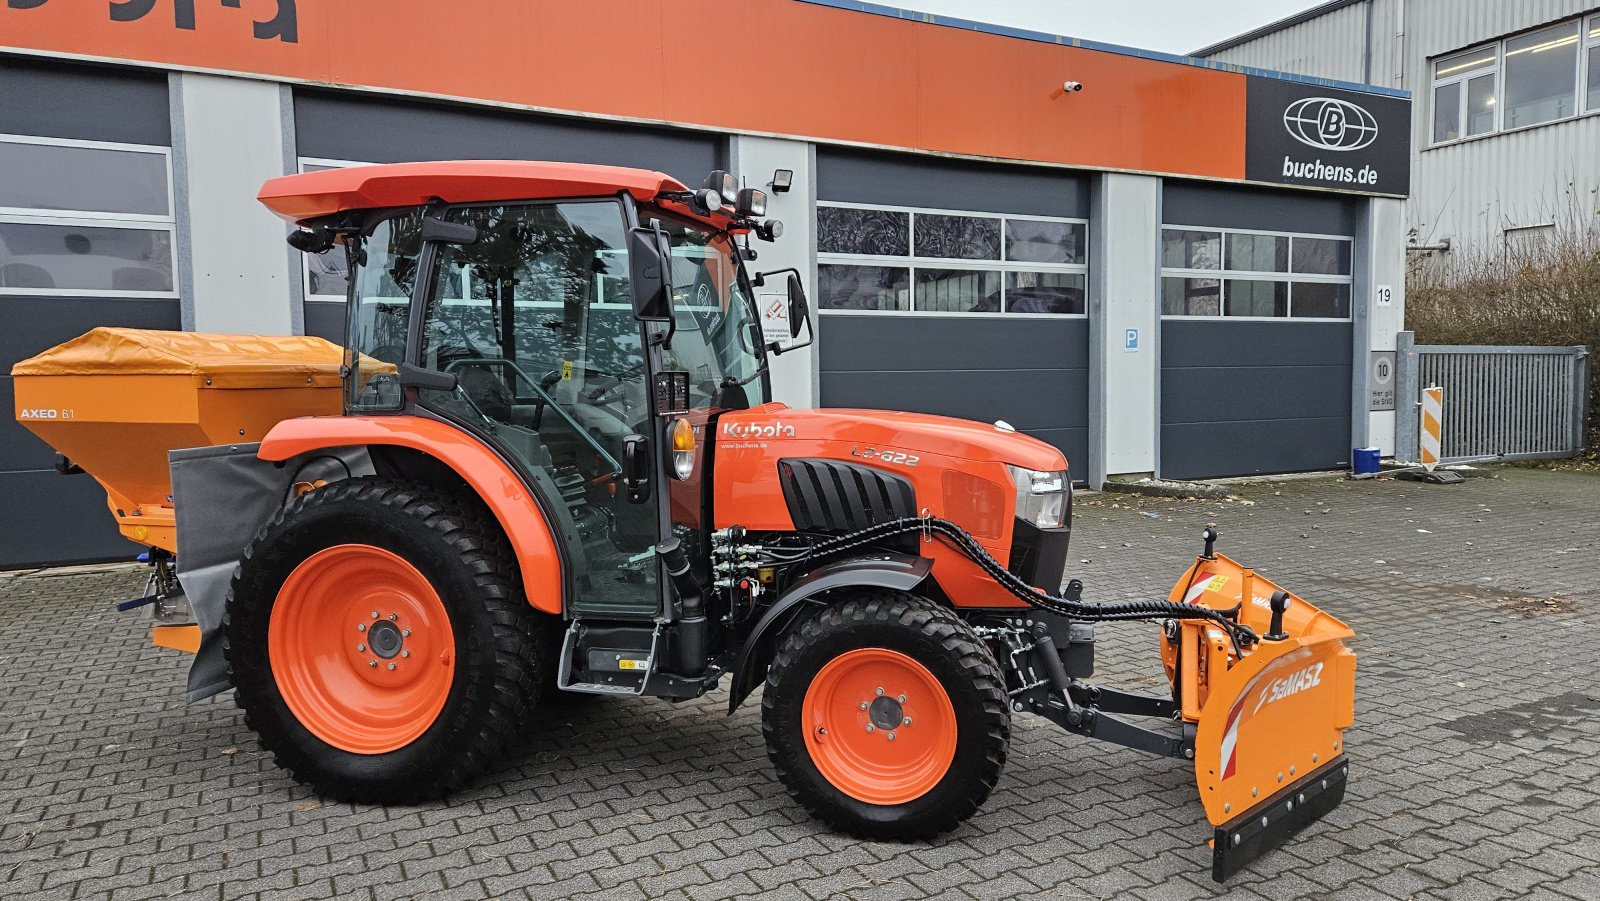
top-left (1, 57), bottom-right (179, 568)
top-left (293, 89), bottom-right (728, 342)
top-left (819, 315), bottom-right (1090, 470)
top-left (1158, 182), bottom-right (1357, 479)
top-left (815, 149), bottom-right (1091, 475)
top-left (1161, 321), bottom-right (1352, 478)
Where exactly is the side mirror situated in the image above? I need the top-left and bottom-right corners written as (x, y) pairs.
top-left (786, 273), bottom-right (809, 339)
top-left (754, 267), bottom-right (815, 355)
top-left (628, 222), bottom-right (674, 322)
top-left (419, 215), bottom-right (478, 245)
top-left (621, 434), bottom-right (652, 504)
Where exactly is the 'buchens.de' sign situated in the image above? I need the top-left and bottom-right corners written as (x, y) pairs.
top-left (1244, 76), bottom-right (1411, 198)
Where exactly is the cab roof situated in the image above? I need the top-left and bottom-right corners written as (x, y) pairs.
top-left (258, 160), bottom-right (696, 224)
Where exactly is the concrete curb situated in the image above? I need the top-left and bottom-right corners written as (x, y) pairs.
top-left (1100, 479), bottom-right (1232, 500)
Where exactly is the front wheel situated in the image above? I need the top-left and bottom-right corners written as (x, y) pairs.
top-left (761, 591), bottom-right (1010, 838)
top-left (224, 478), bottom-right (547, 803)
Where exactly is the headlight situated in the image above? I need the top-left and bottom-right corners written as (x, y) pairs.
top-left (1005, 465), bottom-right (1069, 530)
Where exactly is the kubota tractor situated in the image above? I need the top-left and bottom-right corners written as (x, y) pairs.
top-left (13, 161), bottom-right (1356, 881)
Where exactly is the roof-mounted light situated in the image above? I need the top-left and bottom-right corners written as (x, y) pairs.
top-left (703, 170), bottom-right (739, 205)
top-left (736, 188), bottom-right (768, 219)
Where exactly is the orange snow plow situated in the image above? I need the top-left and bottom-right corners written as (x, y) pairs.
top-left (1162, 530), bottom-right (1357, 880)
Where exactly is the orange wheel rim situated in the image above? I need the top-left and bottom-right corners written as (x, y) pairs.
top-left (801, 647), bottom-right (957, 805)
top-left (268, 544), bottom-right (455, 755)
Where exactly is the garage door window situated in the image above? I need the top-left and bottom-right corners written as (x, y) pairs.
top-left (818, 203), bottom-right (1087, 315)
top-left (1161, 227), bottom-right (1352, 320)
top-left (0, 135), bottom-right (175, 296)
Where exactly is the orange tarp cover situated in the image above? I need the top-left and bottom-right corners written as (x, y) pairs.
top-left (12, 328), bottom-right (347, 389)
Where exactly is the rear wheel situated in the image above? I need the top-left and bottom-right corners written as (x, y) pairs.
top-left (762, 591), bottom-right (1009, 838)
top-left (225, 477), bottom-right (548, 803)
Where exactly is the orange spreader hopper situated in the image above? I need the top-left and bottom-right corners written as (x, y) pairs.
top-left (11, 328), bottom-right (346, 553)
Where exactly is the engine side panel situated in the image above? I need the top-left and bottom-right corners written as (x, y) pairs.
top-left (713, 405), bottom-right (1067, 607)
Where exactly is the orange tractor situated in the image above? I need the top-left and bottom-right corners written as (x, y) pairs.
top-left (13, 161), bottom-right (1355, 881)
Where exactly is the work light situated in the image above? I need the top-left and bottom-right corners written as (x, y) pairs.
top-left (704, 170), bottom-right (739, 205)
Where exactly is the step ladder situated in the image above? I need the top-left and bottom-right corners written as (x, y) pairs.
top-left (555, 620), bottom-right (663, 696)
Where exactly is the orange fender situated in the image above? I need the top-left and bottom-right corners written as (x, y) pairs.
top-left (258, 415), bottom-right (564, 615)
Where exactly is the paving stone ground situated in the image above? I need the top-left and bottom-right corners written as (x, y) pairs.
top-left (3, 467), bottom-right (1599, 901)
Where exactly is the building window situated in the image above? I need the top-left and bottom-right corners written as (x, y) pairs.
top-left (1587, 15), bottom-right (1600, 112)
top-left (298, 158), bottom-right (377, 301)
top-left (1431, 14), bottom-right (1600, 145)
top-left (1160, 227), bottom-right (1353, 320)
top-left (1504, 21), bottom-right (1581, 128)
top-left (1431, 45), bottom-right (1498, 143)
top-left (816, 203), bottom-right (1088, 315)
top-left (0, 135), bottom-right (175, 296)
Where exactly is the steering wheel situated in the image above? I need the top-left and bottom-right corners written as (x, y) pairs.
top-left (445, 358), bottom-right (621, 473)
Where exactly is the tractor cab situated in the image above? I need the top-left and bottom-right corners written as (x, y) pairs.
top-left (262, 161), bottom-right (804, 626)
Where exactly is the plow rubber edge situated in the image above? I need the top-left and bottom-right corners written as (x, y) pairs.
top-left (1213, 755), bottom-right (1349, 882)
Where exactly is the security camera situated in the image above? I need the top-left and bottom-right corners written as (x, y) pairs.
top-left (1062, 81), bottom-right (1083, 92)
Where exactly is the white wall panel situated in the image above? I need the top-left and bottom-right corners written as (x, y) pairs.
top-left (1088, 173), bottom-right (1159, 482)
top-left (730, 136), bottom-right (816, 408)
top-left (175, 73), bottom-right (294, 335)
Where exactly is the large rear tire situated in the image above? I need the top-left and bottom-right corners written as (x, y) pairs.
top-left (224, 477), bottom-right (548, 803)
top-left (761, 591), bottom-right (1009, 839)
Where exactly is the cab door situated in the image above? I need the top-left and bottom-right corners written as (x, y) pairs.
top-left (410, 200), bottom-right (664, 617)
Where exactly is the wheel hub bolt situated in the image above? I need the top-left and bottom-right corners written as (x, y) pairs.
top-left (357, 624), bottom-right (366, 633)
top-left (859, 702), bottom-right (868, 710)
top-left (866, 724), bottom-right (875, 733)
top-left (388, 663), bottom-right (396, 671)
top-left (370, 611), bottom-right (379, 619)
top-left (886, 732), bottom-right (896, 741)
top-left (388, 613), bottom-right (398, 622)
top-left (903, 717), bottom-right (912, 726)
top-left (898, 694), bottom-right (907, 703)
top-left (876, 687), bottom-right (884, 696)
top-left (357, 644), bottom-right (366, 652)
top-left (402, 630), bottom-right (411, 638)
top-left (401, 650), bottom-right (410, 658)
top-left (368, 660), bottom-right (377, 668)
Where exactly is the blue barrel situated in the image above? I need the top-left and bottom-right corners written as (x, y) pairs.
top-left (1352, 447), bottom-right (1380, 475)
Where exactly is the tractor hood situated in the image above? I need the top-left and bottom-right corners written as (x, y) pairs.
top-left (714, 404), bottom-right (1065, 472)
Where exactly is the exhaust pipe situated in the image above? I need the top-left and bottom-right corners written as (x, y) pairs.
top-left (657, 538), bottom-right (706, 675)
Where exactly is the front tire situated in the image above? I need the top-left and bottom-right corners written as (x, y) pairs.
top-left (224, 477), bottom-right (547, 803)
top-left (761, 591), bottom-right (1009, 838)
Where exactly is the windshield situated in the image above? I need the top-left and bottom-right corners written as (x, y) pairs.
top-left (647, 214), bottom-right (768, 406)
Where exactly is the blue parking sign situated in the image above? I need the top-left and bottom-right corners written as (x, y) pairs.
top-left (1124, 328), bottom-right (1140, 351)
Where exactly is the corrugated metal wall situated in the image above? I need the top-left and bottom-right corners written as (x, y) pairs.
top-left (1207, 1), bottom-right (1371, 84)
top-left (1203, 0), bottom-right (1600, 253)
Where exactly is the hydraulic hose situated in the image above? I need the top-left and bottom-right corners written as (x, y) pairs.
top-left (787, 516), bottom-right (1259, 649)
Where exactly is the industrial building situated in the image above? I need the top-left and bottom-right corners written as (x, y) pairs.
top-left (1197, 0), bottom-right (1600, 258)
top-left (1, 0), bottom-right (1409, 567)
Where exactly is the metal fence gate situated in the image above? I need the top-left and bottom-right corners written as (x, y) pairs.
top-left (1395, 332), bottom-right (1590, 464)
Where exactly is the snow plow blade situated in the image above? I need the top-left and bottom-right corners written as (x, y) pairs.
top-left (1165, 551), bottom-right (1356, 882)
